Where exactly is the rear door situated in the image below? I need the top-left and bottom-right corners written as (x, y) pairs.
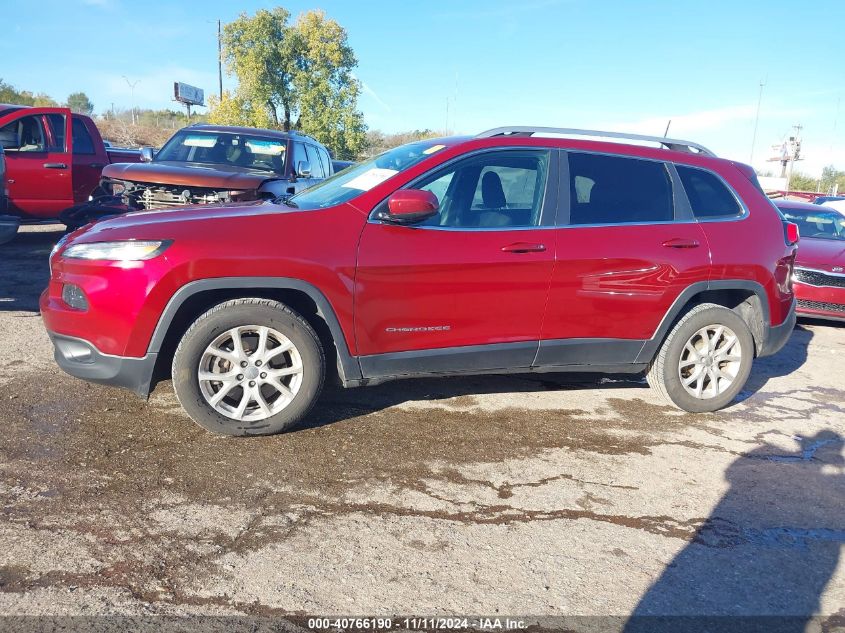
top-left (539, 150), bottom-right (711, 365)
top-left (0, 107), bottom-right (73, 219)
top-left (65, 115), bottom-right (109, 203)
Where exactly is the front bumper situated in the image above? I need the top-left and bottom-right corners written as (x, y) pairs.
top-left (794, 280), bottom-right (845, 322)
top-left (758, 297), bottom-right (796, 357)
top-left (48, 332), bottom-right (157, 398)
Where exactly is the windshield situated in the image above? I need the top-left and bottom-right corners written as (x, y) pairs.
top-left (781, 207), bottom-right (845, 241)
top-left (286, 140), bottom-right (449, 209)
top-left (155, 130), bottom-right (287, 174)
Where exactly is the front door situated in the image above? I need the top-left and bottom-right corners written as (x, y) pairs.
top-left (0, 107), bottom-right (73, 219)
top-left (539, 150), bottom-right (710, 365)
top-left (354, 148), bottom-right (558, 375)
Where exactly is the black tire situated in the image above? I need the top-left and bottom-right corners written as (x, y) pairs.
top-left (171, 298), bottom-right (325, 436)
top-left (646, 303), bottom-right (754, 413)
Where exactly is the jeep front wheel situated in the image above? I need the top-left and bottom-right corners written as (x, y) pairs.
top-left (172, 298), bottom-right (325, 436)
top-left (647, 303), bottom-right (754, 413)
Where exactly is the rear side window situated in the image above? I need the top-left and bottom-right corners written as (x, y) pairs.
top-left (71, 118), bottom-right (95, 155)
top-left (568, 153), bottom-right (673, 225)
top-left (677, 166), bottom-right (742, 219)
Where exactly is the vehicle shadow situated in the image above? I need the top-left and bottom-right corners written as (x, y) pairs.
top-left (624, 430), bottom-right (844, 633)
top-left (739, 324), bottom-right (813, 399)
top-left (0, 226), bottom-right (63, 312)
top-left (300, 371), bottom-right (648, 431)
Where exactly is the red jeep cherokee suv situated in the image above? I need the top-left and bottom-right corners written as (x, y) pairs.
top-left (42, 127), bottom-right (798, 435)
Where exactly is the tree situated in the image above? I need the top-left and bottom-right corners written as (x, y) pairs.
top-left (207, 90), bottom-right (273, 129)
top-left (789, 172), bottom-right (817, 192)
top-left (32, 94), bottom-right (58, 107)
top-left (67, 92), bottom-right (94, 115)
top-left (820, 165), bottom-right (845, 195)
top-left (213, 7), bottom-right (367, 159)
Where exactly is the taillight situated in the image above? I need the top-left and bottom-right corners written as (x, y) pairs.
top-left (784, 222), bottom-right (799, 246)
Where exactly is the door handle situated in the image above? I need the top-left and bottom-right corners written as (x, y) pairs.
top-left (501, 242), bottom-right (546, 253)
top-left (662, 238), bottom-right (700, 249)
top-left (89, 163), bottom-right (105, 169)
top-left (43, 162), bottom-right (67, 169)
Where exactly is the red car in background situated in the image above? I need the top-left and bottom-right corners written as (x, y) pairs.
top-left (0, 105), bottom-right (140, 242)
top-left (776, 200), bottom-right (845, 322)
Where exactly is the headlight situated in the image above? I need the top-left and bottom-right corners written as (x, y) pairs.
top-left (62, 240), bottom-right (170, 261)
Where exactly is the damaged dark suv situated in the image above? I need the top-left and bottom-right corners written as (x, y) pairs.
top-left (61, 124), bottom-right (333, 229)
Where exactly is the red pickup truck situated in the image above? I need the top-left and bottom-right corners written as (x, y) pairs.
top-left (0, 105), bottom-right (140, 243)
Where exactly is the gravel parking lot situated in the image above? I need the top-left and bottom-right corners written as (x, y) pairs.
top-left (1, 226), bottom-right (844, 631)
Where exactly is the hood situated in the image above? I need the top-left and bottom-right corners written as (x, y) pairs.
top-left (795, 237), bottom-right (845, 272)
top-left (101, 161), bottom-right (278, 190)
top-left (77, 199), bottom-right (300, 240)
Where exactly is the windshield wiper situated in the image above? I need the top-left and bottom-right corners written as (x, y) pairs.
top-left (274, 193), bottom-right (298, 207)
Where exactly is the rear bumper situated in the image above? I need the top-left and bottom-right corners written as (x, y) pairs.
top-left (48, 332), bottom-right (157, 398)
top-left (758, 298), bottom-right (796, 357)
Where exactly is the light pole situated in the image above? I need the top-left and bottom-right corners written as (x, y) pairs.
top-left (122, 75), bottom-right (140, 125)
top-left (750, 78), bottom-right (766, 164)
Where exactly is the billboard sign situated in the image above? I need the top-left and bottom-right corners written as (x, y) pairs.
top-left (173, 82), bottom-right (204, 107)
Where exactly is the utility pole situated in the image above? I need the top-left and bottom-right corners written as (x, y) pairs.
top-left (787, 123), bottom-right (802, 190)
top-left (122, 75), bottom-right (140, 125)
top-left (218, 19), bottom-right (223, 100)
top-left (750, 78), bottom-right (766, 164)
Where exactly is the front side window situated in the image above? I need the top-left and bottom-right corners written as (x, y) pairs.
top-left (155, 131), bottom-right (287, 174)
top-left (305, 145), bottom-right (324, 178)
top-left (413, 150), bottom-right (550, 228)
top-left (319, 148), bottom-right (332, 175)
top-left (568, 153), bottom-right (673, 225)
top-left (677, 165), bottom-right (742, 219)
top-left (293, 142), bottom-right (308, 174)
top-left (0, 115), bottom-right (48, 153)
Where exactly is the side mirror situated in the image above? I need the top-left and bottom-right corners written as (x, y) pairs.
top-left (384, 189), bottom-right (439, 224)
top-left (139, 147), bottom-right (155, 163)
top-left (296, 160), bottom-right (312, 178)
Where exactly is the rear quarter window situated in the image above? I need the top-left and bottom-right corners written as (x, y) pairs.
top-left (677, 166), bottom-right (742, 219)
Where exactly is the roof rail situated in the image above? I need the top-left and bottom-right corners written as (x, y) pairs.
top-left (476, 126), bottom-right (716, 157)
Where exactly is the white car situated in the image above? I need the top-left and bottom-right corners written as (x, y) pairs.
top-left (820, 199), bottom-right (845, 214)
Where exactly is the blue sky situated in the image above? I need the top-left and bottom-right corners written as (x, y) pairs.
top-left (2, 0), bottom-right (843, 175)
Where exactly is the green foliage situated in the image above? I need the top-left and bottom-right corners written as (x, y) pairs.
top-left (213, 7), bottom-right (366, 159)
top-left (0, 78), bottom-right (57, 107)
top-left (207, 91), bottom-right (273, 129)
top-left (364, 129), bottom-right (443, 157)
top-left (67, 91), bottom-right (94, 115)
top-left (785, 165), bottom-right (845, 194)
top-left (820, 165), bottom-right (845, 195)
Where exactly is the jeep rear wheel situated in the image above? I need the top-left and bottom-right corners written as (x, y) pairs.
top-left (647, 303), bottom-right (754, 413)
top-left (172, 298), bottom-right (325, 436)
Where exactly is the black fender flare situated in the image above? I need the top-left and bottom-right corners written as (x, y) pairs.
top-left (146, 277), bottom-right (362, 384)
top-left (635, 280), bottom-right (771, 364)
